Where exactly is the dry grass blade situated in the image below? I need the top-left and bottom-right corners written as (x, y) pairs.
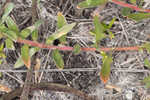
top-left (34, 58), bottom-right (41, 83)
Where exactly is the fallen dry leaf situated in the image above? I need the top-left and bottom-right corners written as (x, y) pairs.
top-left (105, 84), bottom-right (122, 93)
top-left (0, 84), bottom-right (11, 93)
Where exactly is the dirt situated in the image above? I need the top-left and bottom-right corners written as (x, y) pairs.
top-left (1, 0), bottom-right (150, 100)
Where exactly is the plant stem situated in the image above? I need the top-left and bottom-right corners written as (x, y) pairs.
top-left (17, 38), bottom-right (140, 52)
top-left (111, 0), bottom-right (150, 12)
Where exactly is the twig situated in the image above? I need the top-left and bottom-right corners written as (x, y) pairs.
top-left (0, 68), bottom-right (98, 73)
top-left (112, 68), bottom-right (150, 73)
top-left (20, 69), bottom-right (33, 100)
top-left (4, 72), bottom-right (24, 85)
top-left (31, 0), bottom-right (38, 23)
top-left (1, 82), bottom-right (95, 100)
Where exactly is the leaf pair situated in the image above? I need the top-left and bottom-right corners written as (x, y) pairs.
top-left (15, 47), bottom-right (39, 69)
top-left (48, 12), bottom-right (76, 69)
top-left (0, 18), bottom-right (18, 42)
top-left (20, 20), bottom-right (42, 40)
top-left (90, 15), bottom-right (115, 46)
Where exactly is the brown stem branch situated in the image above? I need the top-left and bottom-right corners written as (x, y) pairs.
top-left (20, 69), bottom-right (33, 100)
top-left (1, 82), bottom-right (95, 100)
top-left (31, 0), bottom-right (38, 23)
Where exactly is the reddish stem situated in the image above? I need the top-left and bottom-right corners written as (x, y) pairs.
top-left (17, 38), bottom-right (140, 52)
top-left (111, 0), bottom-right (150, 13)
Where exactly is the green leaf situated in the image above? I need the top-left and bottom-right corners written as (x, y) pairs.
top-left (0, 53), bottom-right (6, 59)
top-left (0, 72), bottom-right (2, 77)
top-left (86, 0), bottom-right (92, 5)
top-left (14, 47), bottom-right (39, 68)
top-left (77, 0), bottom-right (107, 9)
top-left (100, 51), bottom-right (107, 62)
top-left (121, 7), bottom-right (150, 21)
top-left (46, 23), bottom-right (76, 44)
top-left (142, 76), bottom-right (150, 88)
top-left (100, 54), bottom-right (112, 84)
top-left (31, 29), bottom-right (38, 41)
top-left (144, 58), bottom-right (150, 68)
top-left (5, 38), bottom-right (15, 50)
top-left (21, 44), bottom-right (30, 69)
top-left (34, 20), bottom-right (43, 28)
top-left (4, 30), bottom-right (18, 42)
top-left (0, 43), bottom-right (6, 59)
top-left (0, 24), bottom-right (15, 40)
top-left (20, 29), bottom-right (31, 39)
top-left (14, 57), bottom-right (24, 68)
top-left (141, 43), bottom-right (150, 53)
top-left (108, 17), bottom-right (116, 29)
top-left (52, 49), bottom-right (64, 69)
top-left (57, 12), bottom-right (67, 29)
top-left (29, 47), bottom-right (39, 56)
top-left (5, 16), bottom-right (19, 33)
top-left (127, 13), bottom-right (150, 21)
top-left (19, 20), bottom-right (42, 39)
top-left (73, 44), bottom-right (81, 55)
top-left (0, 43), bottom-right (4, 51)
top-left (143, 76), bottom-right (150, 83)
top-left (93, 15), bottom-right (106, 42)
top-left (0, 24), bottom-right (18, 41)
top-left (1, 3), bottom-right (14, 24)
top-left (130, 0), bottom-right (136, 5)
top-left (145, 82), bottom-right (150, 88)
top-left (0, 24), bottom-right (8, 33)
top-left (121, 7), bottom-right (132, 16)
top-left (57, 12), bottom-right (67, 44)
top-left (107, 31), bottom-right (115, 39)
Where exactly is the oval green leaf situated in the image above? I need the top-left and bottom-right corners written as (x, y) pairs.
top-left (31, 29), bottom-right (38, 41)
top-left (20, 29), bottom-right (31, 39)
top-left (100, 55), bottom-right (112, 84)
top-left (52, 49), bottom-right (64, 69)
top-left (14, 57), bottom-right (24, 68)
top-left (5, 16), bottom-right (19, 33)
top-left (5, 38), bottom-right (15, 50)
top-left (1, 3), bottom-right (14, 24)
top-left (93, 15), bottom-right (106, 42)
top-left (73, 44), bottom-right (81, 55)
top-left (144, 58), bottom-right (150, 68)
top-left (21, 44), bottom-right (31, 69)
top-left (14, 47), bottom-right (39, 68)
top-left (46, 23), bottom-right (76, 44)
top-left (57, 12), bottom-right (67, 29)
